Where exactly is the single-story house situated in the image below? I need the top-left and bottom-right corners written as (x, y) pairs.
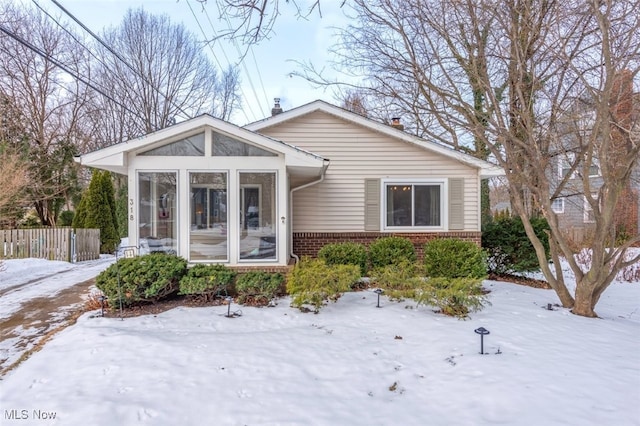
top-left (77, 100), bottom-right (503, 268)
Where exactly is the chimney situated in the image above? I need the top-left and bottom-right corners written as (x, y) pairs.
top-left (271, 98), bottom-right (283, 116)
top-left (391, 117), bottom-right (404, 131)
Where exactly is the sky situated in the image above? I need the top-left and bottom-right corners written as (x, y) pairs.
top-left (1, 253), bottom-right (639, 425)
top-left (24, 0), bottom-right (349, 126)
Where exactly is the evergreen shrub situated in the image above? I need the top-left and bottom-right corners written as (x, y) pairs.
top-left (423, 238), bottom-right (487, 279)
top-left (368, 236), bottom-right (416, 269)
top-left (96, 253), bottom-right (187, 307)
top-left (318, 242), bottom-right (368, 275)
top-left (482, 212), bottom-right (550, 274)
top-left (59, 210), bottom-right (75, 227)
top-left (287, 258), bottom-right (360, 312)
top-left (370, 260), bottom-right (424, 300)
top-left (235, 271), bottom-right (284, 306)
top-left (416, 277), bottom-right (488, 317)
top-left (178, 264), bottom-right (236, 302)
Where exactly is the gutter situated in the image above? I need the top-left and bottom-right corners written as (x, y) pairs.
top-left (289, 160), bottom-right (330, 264)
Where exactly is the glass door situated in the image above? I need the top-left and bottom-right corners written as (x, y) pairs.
top-left (239, 173), bottom-right (276, 261)
top-left (189, 172), bottom-right (228, 261)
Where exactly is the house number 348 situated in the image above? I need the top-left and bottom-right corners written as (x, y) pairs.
top-left (129, 199), bottom-right (134, 221)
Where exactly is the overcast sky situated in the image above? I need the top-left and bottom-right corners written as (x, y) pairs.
top-left (25, 0), bottom-right (349, 125)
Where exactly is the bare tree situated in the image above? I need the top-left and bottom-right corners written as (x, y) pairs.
top-left (219, 0), bottom-right (640, 317)
top-left (0, 2), bottom-right (89, 226)
top-left (199, 0), bottom-right (327, 45)
top-left (88, 8), bottom-right (241, 148)
top-left (316, 0), bottom-right (639, 317)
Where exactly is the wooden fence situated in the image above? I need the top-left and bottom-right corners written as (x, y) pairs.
top-left (0, 228), bottom-right (101, 262)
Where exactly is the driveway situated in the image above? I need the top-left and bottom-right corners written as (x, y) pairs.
top-left (0, 257), bottom-right (113, 375)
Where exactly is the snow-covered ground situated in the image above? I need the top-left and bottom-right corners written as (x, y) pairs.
top-left (0, 256), bottom-right (115, 320)
top-left (0, 256), bottom-right (638, 425)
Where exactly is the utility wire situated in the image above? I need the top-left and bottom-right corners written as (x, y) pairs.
top-left (185, 0), bottom-right (254, 123)
top-left (49, 0), bottom-right (193, 122)
top-left (202, 3), bottom-right (270, 118)
top-left (32, 0), bottom-right (108, 71)
top-left (210, 2), bottom-right (269, 118)
top-left (0, 23), bottom-right (141, 120)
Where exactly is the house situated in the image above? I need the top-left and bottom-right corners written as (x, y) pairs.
top-left (77, 100), bottom-right (503, 268)
top-left (549, 73), bottom-right (640, 244)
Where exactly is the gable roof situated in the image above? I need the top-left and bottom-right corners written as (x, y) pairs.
top-left (76, 114), bottom-right (327, 174)
top-left (245, 100), bottom-right (504, 178)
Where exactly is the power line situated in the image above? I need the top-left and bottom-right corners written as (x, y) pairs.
top-left (49, 0), bottom-right (194, 122)
top-left (185, 0), bottom-right (254, 123)
top-left (209, 2), bottom-right (270, 118)
top-left (0, 23), bottom-right (142, 120)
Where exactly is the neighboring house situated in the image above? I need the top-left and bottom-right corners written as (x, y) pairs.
top-left (77, 100), bottom-right (503, 268)
top-left (549, 77), bottom-right (640, 244)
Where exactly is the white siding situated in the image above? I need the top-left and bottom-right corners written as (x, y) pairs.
top-left (260, 111), bottom-right (480, 232)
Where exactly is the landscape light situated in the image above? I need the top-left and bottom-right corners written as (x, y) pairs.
top-left (374, 288), bottom-right (384, 308)
top-left (99, 295), bottom-right (107, 317)
top-left (474, 327), bottom-right (490, 354)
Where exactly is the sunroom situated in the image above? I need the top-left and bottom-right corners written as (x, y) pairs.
top-left (77, 115), bottom-right (327, 266)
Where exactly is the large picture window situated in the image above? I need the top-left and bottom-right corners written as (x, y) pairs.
top-left (138, 172), bottom-right (177, 253)
top-left (385, 182), bottom-right (443, 228)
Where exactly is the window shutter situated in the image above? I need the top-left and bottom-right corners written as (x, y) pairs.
top-left (448, 178), bottom-right (464, 230)
top-left (364, 179), bottom-right (380, 231)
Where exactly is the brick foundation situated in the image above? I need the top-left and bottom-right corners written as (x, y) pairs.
top-left (229, 265), bottom-right (293, 274)
top-left (293, 232), bottom-right (482, 260)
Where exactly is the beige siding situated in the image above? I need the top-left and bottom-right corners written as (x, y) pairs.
top-left (261, 111), bottom-right (480, 232)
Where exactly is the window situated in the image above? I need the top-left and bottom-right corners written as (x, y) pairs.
top-left (189, 172), bottom-right (228, 261)
top-left (140, 133), bottom-right (204, 156)
top-left (239, 172), bottom-right (277, 261)
top-left (559, 152), bottom-right (600, 178)
top-left (213, 132), bottom-right (277, 157)
top-left (138, 172), bottom-right (177, 253)
top-left (583, 193), bottom-right (597, 223)
top-left (551, 198), bottom-right (565, 214)
top-left (384, 181), bottom-right (443, 228)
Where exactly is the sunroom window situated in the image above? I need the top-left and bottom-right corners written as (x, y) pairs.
top-left (139, 133), bottom-right (205, 156)
top-left (212, 132), bottom-right (277, 157)
top-left (385, 182), bottom-right (442, 228)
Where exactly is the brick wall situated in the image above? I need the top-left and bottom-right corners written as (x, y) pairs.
top-left (293, 232), bottom-right (482, 260)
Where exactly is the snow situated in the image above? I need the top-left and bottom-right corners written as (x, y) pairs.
top-left (0, 256), bottom-right (639, 425)
top-left (0, 256), bottom-right (115, 320)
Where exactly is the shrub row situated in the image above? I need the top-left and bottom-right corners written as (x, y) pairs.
top-left (289, 237), bottom-right (488, 317)
top-left (96, 253), bottom-right (284, 308)
top-left (318, 236), bottom-right (416, 274)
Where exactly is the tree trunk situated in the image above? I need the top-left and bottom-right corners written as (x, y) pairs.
top-left (572, 278), bottom-right (598, 317)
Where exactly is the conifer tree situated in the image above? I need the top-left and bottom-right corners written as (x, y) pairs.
top-left (72, 171), bottom-right (119, 253)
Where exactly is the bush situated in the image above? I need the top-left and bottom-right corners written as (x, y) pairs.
top-left (416, 277), bottom-right (488, 317)
top-left (370, 260), bottom-right (424, 300)
top-left (59, 210), bottom-right (75, 227)
top-left (318, 242), bottom-right (368, 275)
top-left (482, 213), bottom-right (550, 274)
top-left (423, 239), bottom-right (487, 279)
top-left (179, 264), bottom-right (236, 302)
top-left (235, 271), bottom-right (284, 306)
top-left (96, 253), bottom-right (187, 307)
top-left (287, 258), bottom-right (361, 312)
top-left (368, 237), bottom-right (416, 269)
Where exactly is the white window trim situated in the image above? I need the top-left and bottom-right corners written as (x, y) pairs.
top-left (583, 193), bottom-right (597, 223)
top-left (381, 178), bottom-right (447, 231)
top-left (237, 169), bottom-right (279, 263)
top-left (188, 170), bottom-right (230, 263)
top-left (551, 198), bottom-right (565, 214)
top-left (559, 152), bottom-right (600, 179)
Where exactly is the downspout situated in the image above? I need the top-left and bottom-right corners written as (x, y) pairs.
top-left (289, 160), bottom-right (329, 264)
